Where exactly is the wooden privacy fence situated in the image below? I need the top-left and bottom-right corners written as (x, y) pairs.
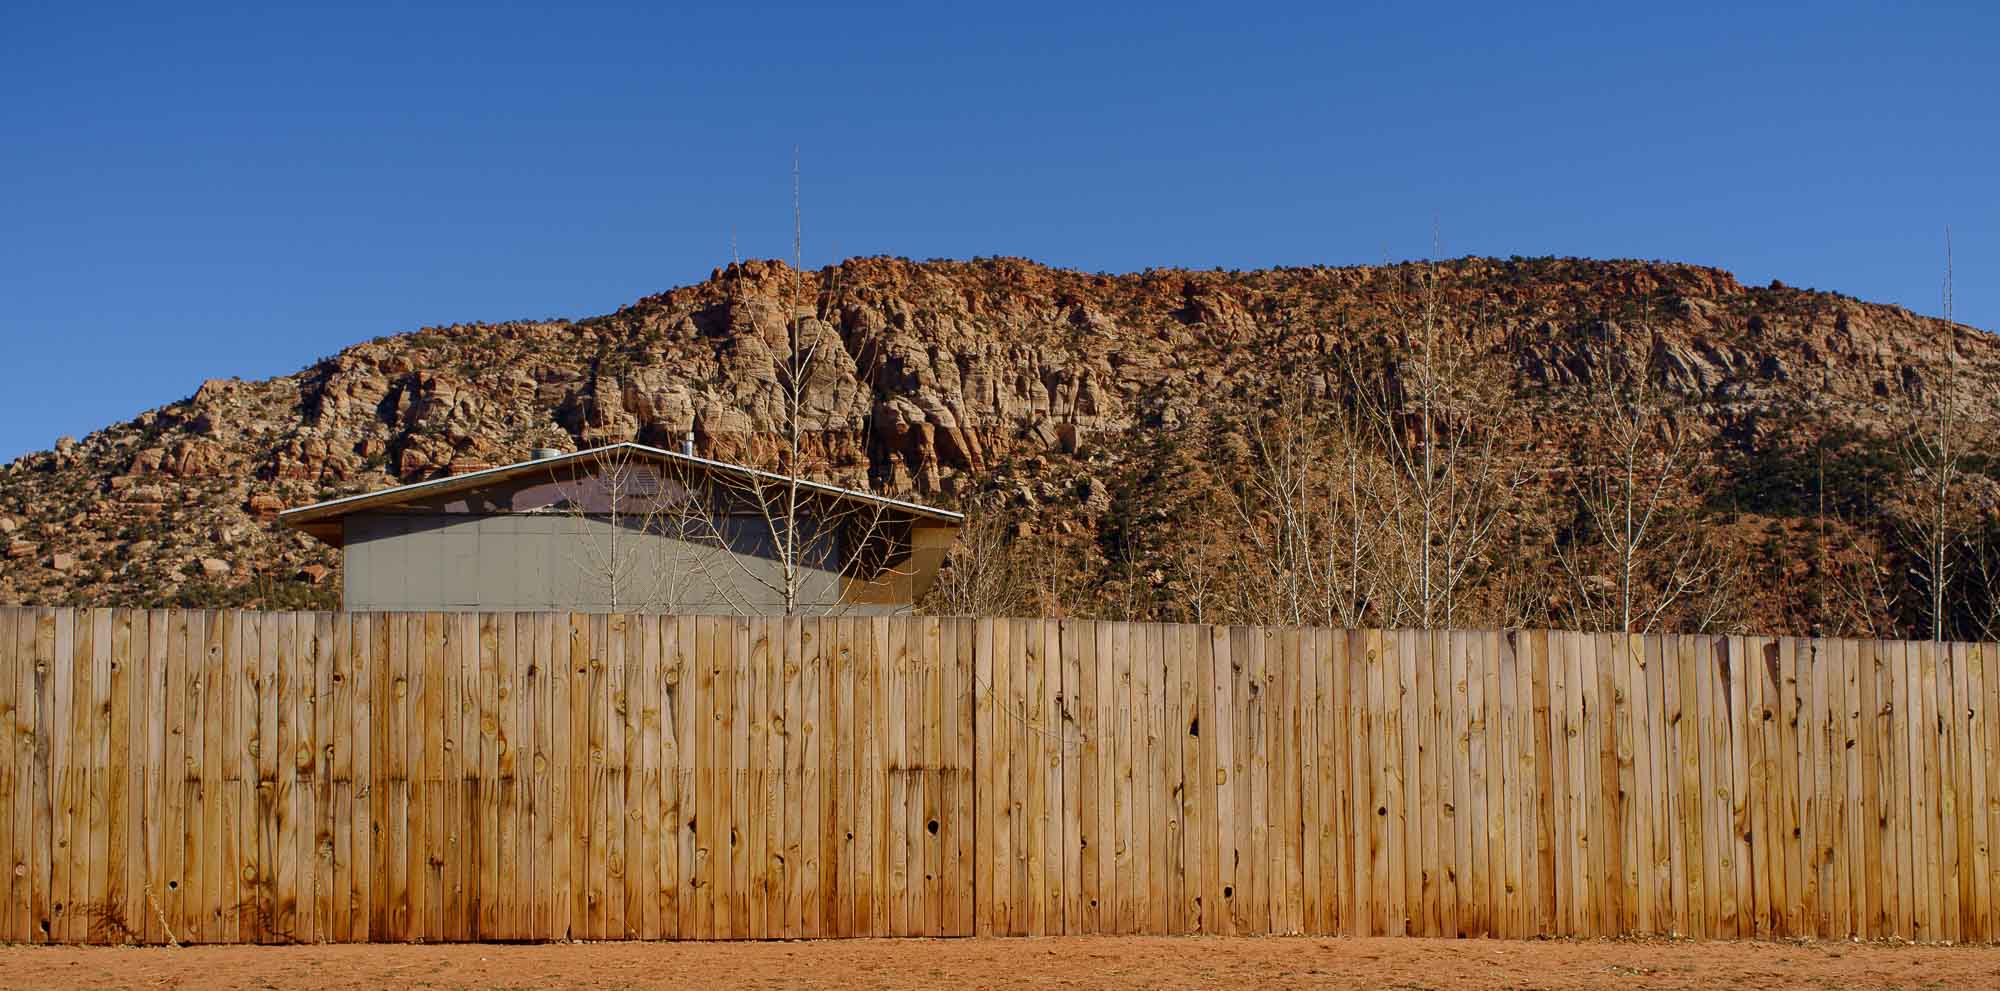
top-left (0, 609), bottom-right (1996, 945)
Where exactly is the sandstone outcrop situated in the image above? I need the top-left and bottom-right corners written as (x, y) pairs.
top-left (0, 255), bottom-right (1994, 621)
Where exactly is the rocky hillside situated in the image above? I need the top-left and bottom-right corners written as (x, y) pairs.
top-left (2, 256), bottom-right (1996, 635)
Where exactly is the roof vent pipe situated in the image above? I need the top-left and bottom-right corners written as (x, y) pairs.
top-left (531, 447), bottom-right (563, 461)
top-left (682, 432), bottom-right (696, 456)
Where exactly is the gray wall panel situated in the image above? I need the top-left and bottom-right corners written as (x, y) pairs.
top-left (342, 510), bottom-right (903, 615)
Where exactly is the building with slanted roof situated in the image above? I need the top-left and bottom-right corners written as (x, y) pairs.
top-left (280, 442), bottom-right (963, 615)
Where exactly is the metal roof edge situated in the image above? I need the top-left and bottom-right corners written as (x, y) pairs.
top-left (277, 441), bottom-right (965, 525)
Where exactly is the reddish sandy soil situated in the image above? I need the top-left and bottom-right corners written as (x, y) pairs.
top-left (2, 936), bottom-right (1996, 990)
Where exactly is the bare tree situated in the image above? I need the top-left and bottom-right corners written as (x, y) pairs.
top-left (1820, 518), bottom-right (1904, 639)
top-left (1163, 530), bottom-right (1232, 625)
top-left (677, 150), bottom-right (920, 617)
top-left (1551, 327), bottom-right (1729, 634)
top-left (1890, 230), bottom-right (1971, 642)
top-left (1229, 368), bottom-right (1379, 629)
top-left (1965, 514), bottom-right (2000, 642)
top-left (928, 493), bottom-right (1028, 617)
top-left (1352, 261), bottom-right (1525, 630)
top-left (548, 446), bottom-right (736, 612)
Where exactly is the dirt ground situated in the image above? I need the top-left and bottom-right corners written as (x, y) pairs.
top-left (2, 936), bottom-right (1996, 990)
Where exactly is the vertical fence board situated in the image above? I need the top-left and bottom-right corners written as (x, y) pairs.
top-left (1295, 627), bottom-right (1319, 935)
top-left (1392, 629), bottom-right (1418, 937)
top-left (1820, 638), bottom-right (1844, 939)
top-left (1982, 640), bottom-right (2000, 943)
top-left (1315, 628), bottom-right (1341, 936)
top-left (136, 611), bottom-right (163, 943)
top-left (954, 618), bottom-right (977, 937)
top-left (971, 618), bottom-right (994, 936)
top-left (51, 607), bottom-right (79, 944)
top-left (1950, 641), bottom-right (1976, 941)
top-left (83, 610), bottom-right (109, 946)
top-left (1644, 634), bottom-right (1673, 935)
top-left (1501, 630), bottom-right (1527, 938)
top-left (1913, 635), bottom-right (1935, 941)
top-left (1859, 638), bottom-right (1886, 939)
top-left (0, 612), bottom-right (14, 942)
top-left (886, 619), bottom-right (910, 937)
top-left (1673, 635), bottom-right (1703, 938)
top-left (1247, 627), bottom-right (1271, 935)
top-left (1025, 621), bottom-right (1048, 938)
top-left (742, 618), bottom-right (767, 941)
top-left (1836, 636), bottom-right (1859, 939)
top-left (1701, 634), bottom-right (1724, 940)
top-left (1146, 623), bottom-right (1168, 938)
top-left (1112, 623), bottom-right (1137, 935)
top-left (1542, 630), bottom-right (1569, 937)
top-left (1527, 630), bottom-right (1555, 938)
top-left (1210, 625), bottom-right (1236, 936)
top-left (1059, 620), bottom-right (1084, 936)
top-left (1466, 629), bottom-right (1492, 937)
top-left (102, 611), bottom-right (131, 944)
top-left (863, 617), bottom-right (888, 938)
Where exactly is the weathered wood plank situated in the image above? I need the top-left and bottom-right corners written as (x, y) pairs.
top-left (308, 613), bottom-right (337, 943)
top-left (1040, 619), bottom-right (1065, 937)
top-left (741, 617), bottom-right (767, 940)
top-left (1811, 638), bottom-right (1837, 939)
top-left (1858, 638), bottom-right (1885, 939)
top-left (1910, 634), bottom-right (1934, 941)
top-left (348, 614), bottom-right (374, 944)
top-left (1019, 619), bottom-right (1045, 937)
top-left (635, 615), bottom-right (663, 941)
top-left (1983, 638), bottom-right (2000, 944)
top-left (408, 613), bottom-right (438, 942)
top-left (1675, 634), bottom-right (1706, 938)
top-left (1361, 627), bottom-right (1388, 937)
top-left (1392, 628), bottom-right (1417, 938)
top-left (1244, 627), bottom-right (1270, 935)
top-left (794, 616), bottom-right (822, 940)
top-left (103, 610), bottom-right (132, 944)
top-left (1978, 640), bottom-right (1999, 943)
top-left (1146, 624), bottom-right (1171, 937)
top-left (1295, 627), bottom-right (1319, 936)
top-left (134, 611), bottom-right (165, 943)
top-left (670, 616), bottom-right (696, 940)
top-left (884, 618), bottom-right (910, 937)
top-left (1884, 638), bottom-right (1913, 940)
top-left (436, 613), bottom-right (465, 942)
top-left (926, 619), bottom-right (950, 938)
top-left (55, 608), bottom-right (87, 944)
top-left (611, 613), bottom-right (637, 940)
top-left (1648, 632), bottom-right (1675, 937)
top-left (1779, 637), bottom-right (1809, 938)
top-left (953, 618), bottom-right (977, 937)
top-left (1690, 636), bottom-right (1720, 938)
top-left (0, 611), bottom-right (15, 942)
top-left (82, 610), bottom-right (110, 946)
top-left (825, 617), bottom-right (849, 939)
top-left (860, 616), bottom-right (882, 938)
top-left (1948, 640), bottom-right (1975, 942)
top-left (1119, 621), bottom-right (1141, 938)
top-left (1326, 629), bottom-right (1351, 937)
top-left (1499, 630), bottom-right (1526, 939)
top-left (1841, 637), bottom-right (1865, 939)
top-left (1465, 629), bottom-right (1491, 938)
top-left (1058, 619), bottom-right (1084, 936)
top-left (1208, 624), bottom-right (1235, 936)
top-left (864, 617), bottom-right (889, 938)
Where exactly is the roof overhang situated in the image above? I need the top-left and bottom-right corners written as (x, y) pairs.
top-left (279, 442), bottom-right (965, 549)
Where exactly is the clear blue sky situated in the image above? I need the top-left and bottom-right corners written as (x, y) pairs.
top-left (3, 1), bottom-right (1995, 462)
